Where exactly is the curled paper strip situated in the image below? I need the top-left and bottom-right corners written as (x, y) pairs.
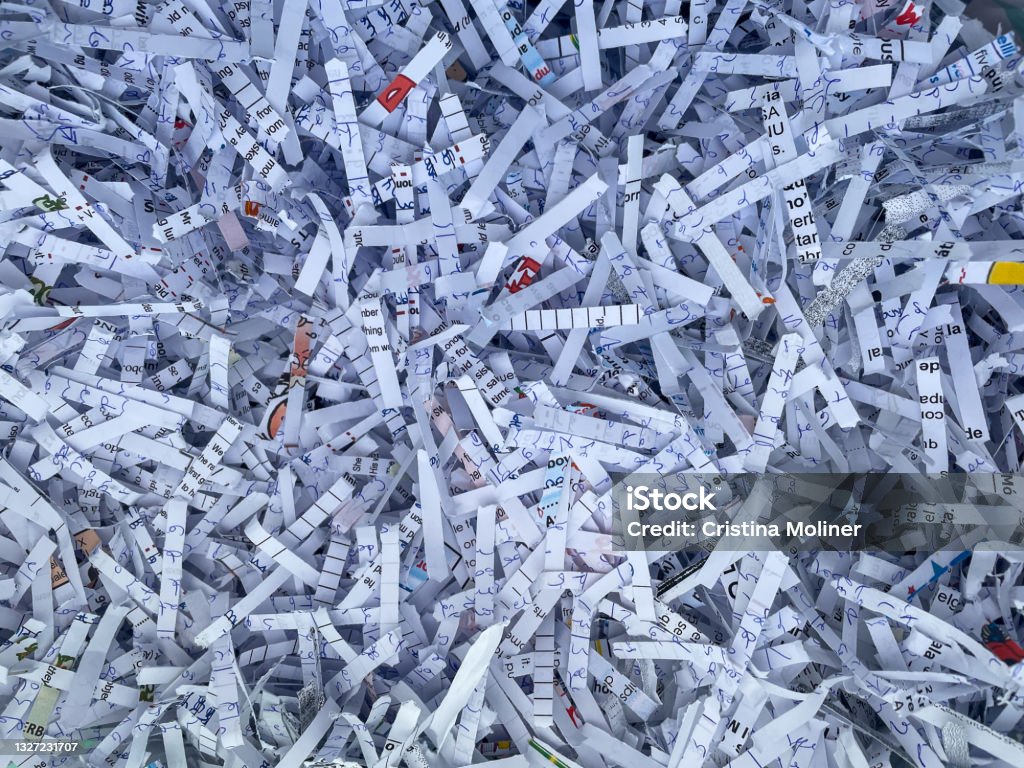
top-left (0, 0), bottom-right (1024, 765)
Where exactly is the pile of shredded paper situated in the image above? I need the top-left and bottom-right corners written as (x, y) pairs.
top-left (4, 0), bottom-right (1024, 764)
